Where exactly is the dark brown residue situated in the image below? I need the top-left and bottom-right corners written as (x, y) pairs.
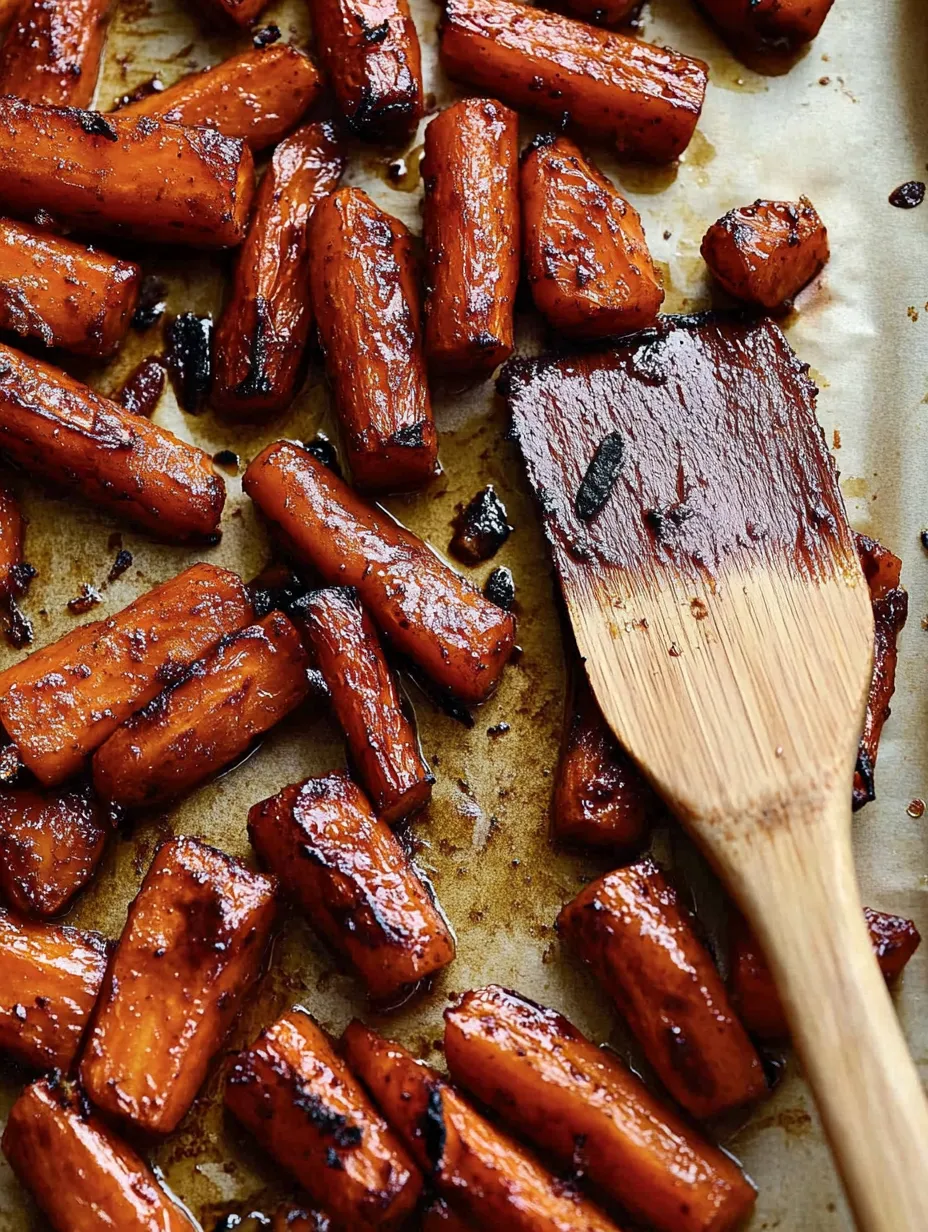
top-left (166, 313), bottom-right (213, 413)
top-left (115, 356), bottom-right (166, 418)
top-left (107, 548), bottom-right (133, 582)
top-left (483, 565), bottom-right (516, 611)
top-left (450, 485), bottom-right (512, 564)
top-left (888, 181), bottom-right (925, 209)
top-left (67, 583), bottom-right (102, 614)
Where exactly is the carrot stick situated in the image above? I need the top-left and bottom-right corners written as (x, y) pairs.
top-left (0, 0), bottom-right (113, 107)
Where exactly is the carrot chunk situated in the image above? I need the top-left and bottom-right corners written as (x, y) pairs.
top-left (0, 0), bottom-right (113, 107)
top-left (695, 0), bottom-right (833, 51)
top-left (422, 1198), bottom-right (476, 1231)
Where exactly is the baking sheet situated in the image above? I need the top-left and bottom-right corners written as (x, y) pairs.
top-left (0, 0), bottom-right (926, 1225)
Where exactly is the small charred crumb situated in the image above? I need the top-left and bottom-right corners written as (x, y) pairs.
top-left (213, 449), bottom-right (240, 475)
top-left (920, 529), bottom-right (928, 553)
top-left (421, 1084), bottom-right (446, 1173)
top-left (575, 431), bottom-right (624, 522)
top-left (107, 548), bottom-right (133, 582)
top-left (760, 1049), bottom-right (787, 1091)
top-left (0, 742), bottom-right (23, 782)
top-left (303, 434), bottom-right (342, 476)
top-left (391, 421), bottom-right (428, 449)
top-left (450, 485), bottom-right (512, 564)
top-left (9, 561), bottom-right (36, 598)
top-left (889, 181), bottom-right (925, 209)
top-left (68, 583), bottom-right (102, 615)
top-left (166, 313), bottom-right (213, 413)
top-left (645, 502), bottom-right (694, 543)
top-left (356, 13), bottom-right (389, 42)
top-left (853, 746), bottom-right (876, 811)
top-left (77, 110), bottom-right (118, 141)
top-left (113, 77), bottom-right (164, 108)
top-left (116, 356), bottom-right (167, 417)
top-left (5, 598), bottom-right (32, 648)
top-left (484, 565), bottom-right (515, 611)
top-left (131, 275), bottom-right (168, 330)
top-left (487, 722), bottom-right (510, 737)
top-left (252, 22), bottom-right (281, 46)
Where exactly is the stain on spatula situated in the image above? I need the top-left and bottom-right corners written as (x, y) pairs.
top-left (502, 315), bottom-right (928, 1232)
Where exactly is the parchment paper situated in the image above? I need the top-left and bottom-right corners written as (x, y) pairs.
top-left (0, 0), bottom-right (925, 1226)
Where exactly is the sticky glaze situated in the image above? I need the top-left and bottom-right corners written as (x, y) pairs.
top-left (0, 0), bottom-right (113, 107)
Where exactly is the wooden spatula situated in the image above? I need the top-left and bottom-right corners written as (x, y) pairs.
top-left (503, 315), bottom-right (928, 1231)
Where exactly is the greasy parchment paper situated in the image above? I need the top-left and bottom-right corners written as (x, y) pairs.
top-left (0, 0), bottom-right (926, 1225)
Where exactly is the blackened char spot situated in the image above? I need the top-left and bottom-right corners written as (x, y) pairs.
top-left (888, 181), bottom-right (925, 209)
top-left (450, 486), bottom-right (512, 564)
top-left (293, 1084), bottom-right (363, 1147)
top-left (421, 1084), bottom-right (446, 1173)
top-left (131, 276), bottom-right (167, 331)
top-left (355, 11), bottom-right (389, 42)
top-left (303, 434), bottom-right (341, 476)
top-left (575, 431), bottom-right (624, 522)
top-left (5, 599), bottom-right (32, 648)
top-left (252, 23), bottom-right (281, 46)
top-left (233, 296), bottom-right (273, 399)
top-left (853, 746), bottom-right (875, 811)
top-left (107, 549), bottom-right (133, 582)
top-left (77, 111), bottom-right (118, 141)
top-left (390, 421), bottom-right (427, 449)
top-left (9, 562), bottom-right (35, 598)
top-left (483, 565), bottom-right (515, 611)
top-left (166, 314), bottom-right (213, 413)
top-left (521, 131), bottom-right (558, 161)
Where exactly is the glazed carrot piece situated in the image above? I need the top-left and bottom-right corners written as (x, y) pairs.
top-left (248, 773), bottom-right (454, 1001)
top-left (701, 197), bottom-right (829, 310)
top-left (80, 837), bottom-right (276, 1135)
top-left (0, 0), bottom-right (20, 29)
top-left (226, 1008), bottom-right (422, 1228)
top-left (0, 784), bottom-right (109, 917)
top-left (0, 562), bottom-right (252, 786)
top-left (730, 908), bottom-right (921, 1041)
top-left (522, 135), bottom-right (664, 338)
top-left (422, 1199), bottom-right (476, 1231)
top-left (0, 0), bottom-right (112, 107)
top-left (308, 187), bottom-right (438, 492)
top-left (244, 442), bottom-right (516, 705)
top-left (213, 121), bottom-right (345, 420)
top-left (557, 859), bottom-right (767, 1119)
top-left (445, 985), bottom-right (756, 1232)
top-left (421, 98), bottom-right (519, 377)
top-left (3, 1076), bottom-right (198, 1232)
top-left (343, 1021), bottom-right (625, 1232)
top-left (0, 218), bottom-right (139, 357)
top-left (298, 587), bottom-right (432, 823)
top-left (0, 480), bottom-right (23, 600)
top-left (0, 909), bottom-right (108, 1069)
top-left (115, 355), bottom-right (167, 418)
top-left (0, 343), bottom-right (225, 540)
top-left (207, 0), bottom-right (272, 28)
top-left (311, 0), bottom-right (422, 143)
top-left (561, 0), bottom-right (639, 26)
top-left (439, 0), bottom-right (708, 162)
top-left (115, 44), bottom-right (322, 151)
top-left (0, 97), bottom-right (254, 247)
top-left (553, 668), bottom-right (655, 850)
top-left (695, 0), bottom-right (833, 51)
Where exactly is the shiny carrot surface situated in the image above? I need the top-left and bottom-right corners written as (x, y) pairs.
top-left (298, 586), bottom-right (433, 823)
top-left (3, 1076), bottom-right (198, 1232)
top-left (445, 985), bottom-right (756, 1232)
top-left (243, 441), bottom-right (516, 705)
top-left (439, 0), bottom-right (708, 162)
top-left (225, 1008), bottom-right (422, 1229)
top-left (0, 0), bottom-right (112, 106)
top-left (248, 772), bottom-right (454, 1001)
top-left (0, 97), bottom-right (254, 247)
top-left (213, 121), bottom-right (345, 420)
top-left (0, 480), bottom-right (23, 599)
top-left (116, 44), bottom-right (322, 151)
top-left (0, 562), bottom-right (252, 786)
top-left (309, 187), bottom-right (438, 492)
top-left (80, 836), bottom-right (276, 1135)
top-left (557, 859), bottom-right (767, 1118)
top-left (0, 909), bottom-right (108, 1069)
top-left (561, 0), bottom-right (639, 26)
top-left (696, 0), bottom-right (833, 50)
top-left (422, 98), bottom-right (519, 377)
top-left (343, 1021), bottom-right (624, 1232)
top-left (93, 612), bottom-right (311, 809)
top-left (522, 134), bottom-right (663, 337)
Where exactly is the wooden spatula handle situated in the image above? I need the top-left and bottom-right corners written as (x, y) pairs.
top-left (733, 800), bottom-right (928, 1232)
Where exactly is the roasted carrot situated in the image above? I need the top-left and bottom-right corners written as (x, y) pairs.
top-left (115, 355), bottom-right (167, 418)
top-left (701, 197), bottom-right (828, 310)
top-left (0, 0), bottom-right (112, 107)
top-left (308, 187), bottom-right (438, 492)
top-left (0, 343), bottom-right (225, 540)
top-left (80, 836), bottom-right (276, 1135)
top-left (0, 784), bottom-right (109, 917)
top-left (206, 0), bottom-right (272, 29)
top-left (213, 121), bottom-right (345, 420)
top-left (249, 773), bottom-right (454, 1001)
top-left (521, 135), bottom-right (663, 338)
top-left (439, 0), bottom-right (708, 162)
top-left (115, 44), bottom-right (322, 151)
top-left (0, 479), bottom-right (23, 600)
top-left (272, 1209), bottom-right (332, 1232)
top-left (695, 0), bottom-right (833, 51)
top-left (226, 1008), bottom-right (422, 1228)
top-left (730, 908), bottom-right (921, 1041)
top-left (0, 97), bottom-right (254, 248)
top-left (3, 1076), bottom-right (198, 1232)
top-left (311, 0), bottom-right (422, 143)
top-left (561, 0), bottom-right (639, 26)
top-left (298, 587), bottom-right (432, 823)
top-left (421, 98), bottom-right (520, 377)
top-left (343, 1021), bottom-right (625, 1232)
top-left (0, 909), bottom-right (107, 1069)
top-left (0, 0), bottom-right (20, 30)
top-left (244, 442), bottom-right (516, 705)
top-left (445, 985), bottom-right (756, 1232)
top-left (0, 562), bottom-right (252, 786)
top-left (557, 858), bottom-right (767, 1119)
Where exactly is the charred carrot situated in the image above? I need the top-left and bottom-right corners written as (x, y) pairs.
top-left (3, 1076), bottom-right (198, 1232)
top-left (309, 187), bottom-right (437, 492)
top-left (422, 98), bottom-right (520, 377)
top-left (226, 1008), bottom-right (422, 1228)
top-left (696, 0), bottom-right (833, 50)
top-left (439, 0), bottom-right (708, 162)
top-left (311, 0), bottom-right (422, 142)
top-left (342, 1021), bottom-right (624, 1232)
top-left (115, 355), bottom-right (167, 418)
top-left (249, 772), bottom-right (453, 1001)
top-left (243, 442), bottom-right (516, 705)
top-left (115, 44), bottom-right (322, 151)
top-left (80, 837), bottom-right (276, 1135)
top-left (0, 218), bottom-right (139, 357)
top-left (213, 121), bottom-right (345, 420)
top-left (0, 562), bottom-right (252, 786)
top-left (298, 587), bottom-right (432, 823)
top-left (0, 909), bottom-right (107, 1069)
top-left (0, 343), bottom-right (225, 540)
top-left (0, 97), bottom-right (254, 248)
top-left (0, 0), bottom-right (112, 107)
top-left (0, 480), bottom-right (23, 600)
top-left (522, 135), bottom-right (663, 337)
top-left (557, 858), bottom-right (767, 1118)
top-left (445, 985), bottom-right (756, 1232)
top-left (93, 612), bottom-right (311, 809)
